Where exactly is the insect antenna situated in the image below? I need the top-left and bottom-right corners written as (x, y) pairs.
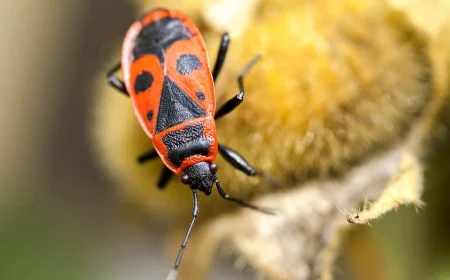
top-left (165, 190), bottom-right (199, 280)
top-left (215, 180), bottom-right (275, 215)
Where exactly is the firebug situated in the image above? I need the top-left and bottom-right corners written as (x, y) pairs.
top-left (106, 8), bottom-right (273, 280)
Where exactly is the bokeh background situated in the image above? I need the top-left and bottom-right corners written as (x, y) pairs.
top-left (0, 0), bottom-right (449, 280)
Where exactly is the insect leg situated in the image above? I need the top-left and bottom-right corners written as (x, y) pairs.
top-left (214, 54), bottom-right (261, 120)
top-left (106, 62), bottom-right (129, 95)
top-left (212, 32), bottom-right (230, 82)
top-left (218, 144), bottom-right (257, 176)
top-left (157, 166), bottom-right (173, 189)
top-left (137, 150), bottom-right (173, 189)
top-left (165, 190), bottom-right (199, 280)
top-left (215, 180), bottom-right (274, 215)
top-left (137, 149), bottom-right (158, 163)
top-left (218, 144), bottom-right (281, 186)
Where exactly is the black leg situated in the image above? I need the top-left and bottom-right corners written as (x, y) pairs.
top-left (215, 180), bottom-right (274, 215)
top-left (166, 190), bottom-right (199, 280)
top-left (137, 149), bottom-right (158, 164)
top-left (218, 144), bottom-right (257, 176)
top-left (107, 62), bottom-right (129, 96)
top-left (137, 150), bottom-right (173, 189)
top-left (214, 54), bottom-right (261, 120)
top-left (212, 32), bottom-right (230, 82)
top-left (218, 144), bottom-right (281, 186)
top-left (157, 166), bottom-right (173, 189)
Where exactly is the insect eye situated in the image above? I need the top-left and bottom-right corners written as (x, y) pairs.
top-left (209, 163), bottom-right (218, 173)
top-left (180, 174), bottom-right (189, 184)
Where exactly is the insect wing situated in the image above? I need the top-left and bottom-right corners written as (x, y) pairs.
top-left (164, 35), bottom-right (215, 116)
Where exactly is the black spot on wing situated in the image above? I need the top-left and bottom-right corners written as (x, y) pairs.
top-left (147, 110), bottom-right (154, 121)
top-left (176, 54), bottom-right (202, 75)
top-left (196, 92), bottom-right (205, 101)
top-left (134, 71), bottom-right (154, 93)
top-left (133, 17), bottom-right (192, 62)
top-left (162, 123), bottom-right (210, 167)
top-left (155, 77), bottom-right (206, 133)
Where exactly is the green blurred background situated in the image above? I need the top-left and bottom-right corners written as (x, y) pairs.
top-left (0, 1), bottom-right (449, 280)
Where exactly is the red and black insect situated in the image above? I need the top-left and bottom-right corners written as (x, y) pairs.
top-left (106, 8), bottom-right (272, 280)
